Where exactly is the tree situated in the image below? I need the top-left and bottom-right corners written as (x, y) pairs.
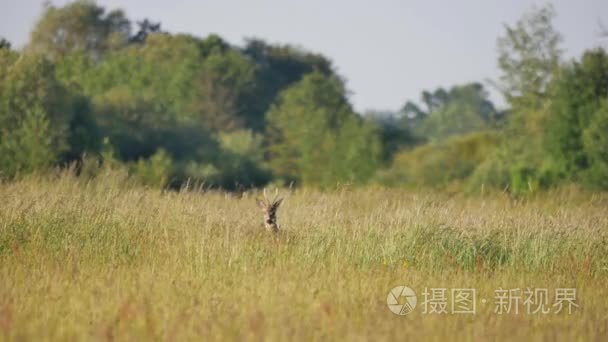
top-left (128, 19), bottom-right (162, 44)
top-left (242, 39), bottom-right (335, 131)
top-left (582, 100), bottom-right (608, 188)
top-left (471, 5), bottom-right (564, 194)
top-left (364, 111), bottom-right (420, 162)
top-left (0, 106), bottom-right (58, 176)
top-left (496, 4), bottom-right (562, 110)
top-left (421, 88), bottom-right (449, 113)
top-left (266, 72), bottom-right (381, 187)
top-left (0, 38), bottom-right (10, 50)
top-left (422, 84), bottom-right (501, 141)
top-left (188, 49), bottom-right (256, 131)
top-left (28, 1), bottom-right (131, 60)
top-left (546, 48), bottom-right (608, 185)
top-left (398, 83), bottom-right (502, 142)
top-left (0, 54), bottom-right (73, 176)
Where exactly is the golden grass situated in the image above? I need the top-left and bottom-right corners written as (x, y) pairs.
top-left (1, 174), bottom-right (607, 341)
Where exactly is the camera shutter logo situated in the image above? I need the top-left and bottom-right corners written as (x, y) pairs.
top-left (387, 286), bottom-right (417, 315)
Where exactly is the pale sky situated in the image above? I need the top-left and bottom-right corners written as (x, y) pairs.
top-left (1, 0), bottom-right (607, 111)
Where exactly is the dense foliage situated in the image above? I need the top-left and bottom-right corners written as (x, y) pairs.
top-left (0, 1), bottom-right (606, 192)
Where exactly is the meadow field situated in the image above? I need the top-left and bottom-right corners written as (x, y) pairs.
top-left (1, 173), bottom-right (607, 341)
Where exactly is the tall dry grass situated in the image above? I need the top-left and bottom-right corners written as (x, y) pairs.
top-left (0, 173), bottom-right (607, 340)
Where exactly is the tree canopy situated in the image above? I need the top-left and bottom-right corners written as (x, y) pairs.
top-left (0, 2), bottom-right (606, 192)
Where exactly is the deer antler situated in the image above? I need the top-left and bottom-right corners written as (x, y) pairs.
top-left (261, 188), bottom-right (280, 204)
top-left (272, 188), bottom-right (279, 203)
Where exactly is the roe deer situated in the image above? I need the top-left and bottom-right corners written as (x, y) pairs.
top-left (255, 189), bottom-right (283, 234)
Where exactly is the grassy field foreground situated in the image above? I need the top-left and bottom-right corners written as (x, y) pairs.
top-left (1, 174), bottom-right (608, 341)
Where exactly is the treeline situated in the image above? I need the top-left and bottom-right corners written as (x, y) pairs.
top-left (0, 2), bottom-right (606, 193)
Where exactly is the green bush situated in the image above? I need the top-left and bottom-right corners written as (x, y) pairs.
top-left (376, 131), bottom-right (499, 189)
top-left (131, 149), bottom-right (173, 188)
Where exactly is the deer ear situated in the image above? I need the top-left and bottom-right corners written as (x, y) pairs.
top-left (272, 198), bottom-right (283, 209)
top-left (255, 198), bottom-right (266, 209)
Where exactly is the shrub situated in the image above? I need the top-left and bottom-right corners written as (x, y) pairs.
top-left (377, 131), bottom-right (499, 189)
